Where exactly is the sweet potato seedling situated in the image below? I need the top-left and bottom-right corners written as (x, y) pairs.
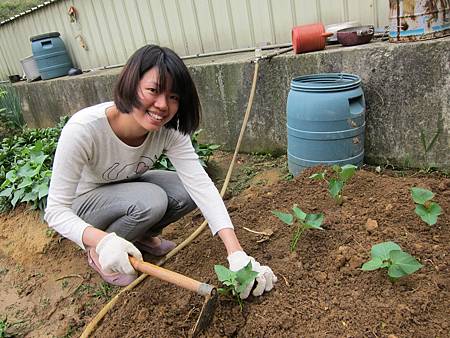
top-left (361, 241), bottom-right (422, 281)
top-left (272, 205), bottom-right (324, 252)
top-left (410, 187), bottom-right (442, 226)
top-left (214, 262), bottom-right (258, 309)
top-left (309, 164), bottom-right (357, 205)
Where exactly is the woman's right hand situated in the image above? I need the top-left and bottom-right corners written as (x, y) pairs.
top-left (95, 232), bottom-right (143, 275)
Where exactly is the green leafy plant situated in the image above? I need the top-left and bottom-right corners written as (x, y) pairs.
top-left (0, 116), bottom-right (68, 212)
top-left (0, 316), bottom-right (12, 338)
top-left (309, 164), bottom-right (357, 205)
top-left (361, 241), bottom-right (422, 280)
top-left (0, 141), bottom-right (52, 211)
top-left (0, 85), bottom-right (25, 135)
top-left (410, 187), bottom-right (442, 226)
top-left (0, 315), bottom-right (23, 338)
top-left (153, 129), bottom-right (220, 170)
top-left (272, 204), bottom-right (324, 252)
top-left (92, 282), bottom-right (115, 300)
top-left (214, 262), bottom-right (258, 309)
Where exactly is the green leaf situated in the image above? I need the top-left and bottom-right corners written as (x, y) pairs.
top-left (271, 210), bottom-right (294, 225)
top-left (411, 187), bottom-right (434, 204)
top-left (30, 149), bottom-right (47, 165)
top-left (292, 205), bottom-right (307, 221)
top-left (304, 213), bottom-right (324, 229)
top-left (332, 165), bottom-right (341, 174)
top-left (5, 170), bottom-right (17, 183)
top-left (235, 262), bottom-right (258, 294)
top-left (17, 177), bottom-right (33, 189)
top-left (388, 250), bottom-right (422, 278)
top-left (339, 164), bottom-right (357, 182)
top-left (415, 203), bottom-right (442, 225)
top-left (214, 265), bottom-right (235, 283)
top-left (11, 188), bottom-right (25, 207)
top-left (329, 179), bottom-right (343, 199)
top-left (371, 241), bottom-right (401, 262)
top-left (36, 183), bottom-right (49, 200)
top-left (17, 164), bottom-right (35, 178)
top-left (309, 172), bottom-right (325, 180)
top-left (31, 140), bottom-right (43, 152)
top-left (0, 187), bottom-right (13, 197)
top-left (361, 256), bottom-right (383, 271)
top-left (21, 191), bottom-right (38, 203)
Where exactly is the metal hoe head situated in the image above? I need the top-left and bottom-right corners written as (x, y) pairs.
top-left (189, 288), bottom-right (218, 337)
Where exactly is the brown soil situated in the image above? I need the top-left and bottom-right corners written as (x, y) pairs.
top-left (0, 153), bottom-right (449, 338)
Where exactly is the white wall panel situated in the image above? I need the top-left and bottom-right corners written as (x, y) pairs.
top-left (0, 0), bottom-right (391, 79)
top-left (229, 0), bottom-right (253, 47)
top-left (293, 0), bottom-right (320, 25)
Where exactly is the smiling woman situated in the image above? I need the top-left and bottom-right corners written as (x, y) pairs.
top-left (107, 67), bottom-right (180, 144)
top-left (44, 44), bottom-right (276, 297)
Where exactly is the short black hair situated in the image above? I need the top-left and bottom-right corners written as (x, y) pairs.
top-left (114, 44), bottom-right (201, 134)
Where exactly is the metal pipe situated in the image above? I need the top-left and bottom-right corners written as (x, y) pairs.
top-left (253, 46), bottom-right (294, 63)
top-left (397, 0), bottom-right (400, 41)
top-left (180, 43), bottom-right (292, 60)
top-left (85, 43), bottom-right (293, 72)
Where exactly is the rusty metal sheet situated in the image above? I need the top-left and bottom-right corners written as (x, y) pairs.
top-left (389, 0), bottom-right (450, 42)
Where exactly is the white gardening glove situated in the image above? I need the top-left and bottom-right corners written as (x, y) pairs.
top-left (227, 250), bottom-right (277, 299)
top-left (95, 232), bottom-right (143, 275)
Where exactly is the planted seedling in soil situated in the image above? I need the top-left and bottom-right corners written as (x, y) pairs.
top-left (214, 262), bottom-right (258, 310)
top-left (410, 187), bottom-right (442, 226)
top-left (361, 241), bottom-right (422, 280)
top-left (309, 164), bottom-right (357, 205)
top-left (272, 204), bottom-right (324, 252)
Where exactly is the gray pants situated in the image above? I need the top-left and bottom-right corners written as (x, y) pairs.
top-left (72, 170), bottom-right (196, 242)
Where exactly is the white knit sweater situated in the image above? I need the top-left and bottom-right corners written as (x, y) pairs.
top-left (44, 102), bottom-right (233, 249)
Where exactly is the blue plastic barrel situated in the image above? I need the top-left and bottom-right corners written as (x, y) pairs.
top-left (287, 73), bottom-right (365, 176)
top-left (30, 32), bottom-right (73, 80)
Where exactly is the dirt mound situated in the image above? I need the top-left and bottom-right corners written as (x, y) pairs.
top-left (0, 206), bottom-right (50, 265)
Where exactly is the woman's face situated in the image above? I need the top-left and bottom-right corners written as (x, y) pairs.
top-left (131, 67), bottom-right (180, 132)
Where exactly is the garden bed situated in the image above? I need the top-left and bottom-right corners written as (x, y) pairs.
top-left (0, 154), bottom-right (448, 337)
top-left (96, 164), bottom-right (449, 337)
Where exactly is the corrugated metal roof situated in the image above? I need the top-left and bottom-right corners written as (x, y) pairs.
top-left (0, 0), bottom-right (63, 26)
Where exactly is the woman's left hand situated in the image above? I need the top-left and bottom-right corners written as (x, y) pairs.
top-left (227, 250), bottom-right (277, 299)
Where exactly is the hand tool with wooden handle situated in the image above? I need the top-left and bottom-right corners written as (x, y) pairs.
top-left (129, 256), bottom-right (218, 337)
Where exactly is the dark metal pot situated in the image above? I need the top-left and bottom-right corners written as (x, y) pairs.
top-left (8, 75), bottom-right (21, 83)
top-left (337, 25), bottom-right (374, 46)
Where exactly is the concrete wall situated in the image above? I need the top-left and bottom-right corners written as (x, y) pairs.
top-left (13, 36), bottom-right (450, 170)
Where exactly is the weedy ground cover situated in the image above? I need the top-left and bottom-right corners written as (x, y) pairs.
top-left (309, 164), bottom-right (357, 205)
top-left (361, 241), bottom-right (423, 280)
top-left (410, 187), bottom-right (442, 225)
top-left (272, 204), bottom-right (324, 252)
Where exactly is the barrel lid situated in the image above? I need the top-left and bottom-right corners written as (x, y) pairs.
top-left (30, 32), bottom-right (60, 42)
top-left (291, 73), bottom-right (361, 92)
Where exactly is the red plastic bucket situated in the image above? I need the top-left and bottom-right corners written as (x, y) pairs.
top-left (292, 23), bottom-right (333, 54)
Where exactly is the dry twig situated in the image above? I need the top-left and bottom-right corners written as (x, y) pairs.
top-left (55, 274), bottom-right (83, 281)
top-left (243, 227), bottom-right (273, 237)
top-left (279, 273), bottom-right (290, 287)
